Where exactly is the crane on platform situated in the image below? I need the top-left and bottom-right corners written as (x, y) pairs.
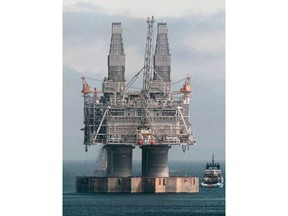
top-left (171, 75), bottom-right (192, 95)
top-left (81, 76), bottom-right (102, 94)
top-left (142, 16), bottom-right (155, 91)
top-left (141, 16), bottom-right (155, 126)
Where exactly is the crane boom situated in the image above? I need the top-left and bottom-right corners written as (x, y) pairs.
top-left (143, 16), bottom-right (155, 91)
top-left (142, 16), bottom-right (155, 126)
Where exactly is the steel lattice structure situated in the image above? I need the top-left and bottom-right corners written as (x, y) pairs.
top-left (81, 18), bottom-right (196, 151)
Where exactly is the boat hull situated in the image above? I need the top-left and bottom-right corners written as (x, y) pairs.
top-left (200, 182), bottom-right (223, 188)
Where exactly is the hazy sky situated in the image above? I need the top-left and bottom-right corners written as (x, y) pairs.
top-left (63, 0), bottom-right (225, 162)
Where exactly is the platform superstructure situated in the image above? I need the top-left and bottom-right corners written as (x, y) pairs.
top-left (77, 17), bottom-right (198, 193)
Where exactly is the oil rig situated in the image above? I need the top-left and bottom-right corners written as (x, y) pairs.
top-left (76, 16), bottom-right (199, 193)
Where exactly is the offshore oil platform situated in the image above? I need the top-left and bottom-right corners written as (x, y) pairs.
top-left (76, 16), bottom-right (199, 193)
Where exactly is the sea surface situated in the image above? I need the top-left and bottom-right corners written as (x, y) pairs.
top-left (63, 160), bottom-right (225, 216)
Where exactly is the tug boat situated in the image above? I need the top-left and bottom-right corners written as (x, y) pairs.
top-left (200, 154), bottom-right (224, 188)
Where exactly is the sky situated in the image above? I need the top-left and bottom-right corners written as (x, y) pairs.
top-left (63, 0), bottom-right (225, 161)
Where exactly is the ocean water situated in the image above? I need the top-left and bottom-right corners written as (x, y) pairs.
top-left (63, 160), bottom-right (225, 216)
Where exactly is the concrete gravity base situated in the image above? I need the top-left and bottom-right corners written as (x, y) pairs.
top-left (76, 176), bottom-right (199, 193)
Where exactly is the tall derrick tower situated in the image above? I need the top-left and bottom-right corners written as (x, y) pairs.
top-left (154, 22), bottom-right (171, 82)
top-left (79, 17), bottom-right (197, 193)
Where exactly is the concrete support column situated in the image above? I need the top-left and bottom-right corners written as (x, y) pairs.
top-left (142, 145), bottom-right (170, 177)
top-left (106, 145), bottom-right (133, 177)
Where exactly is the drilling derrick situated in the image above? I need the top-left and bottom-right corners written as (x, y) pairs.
top-left (108, 23), bottom-right (125, 82)
top-left (151, 22), bottom-right (171, 96)
top-left (78, 17), bottom-right (198, 193)
top-left (154, 22), bottom-right (171, 82)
